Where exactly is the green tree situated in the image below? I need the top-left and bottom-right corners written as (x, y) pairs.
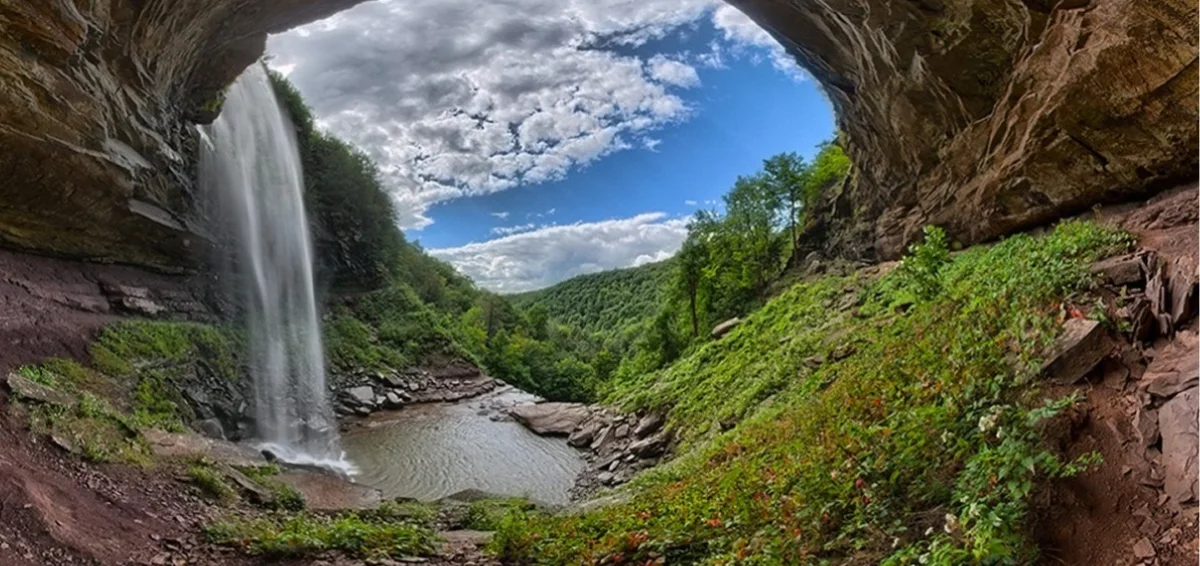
top-left (762, 152), bottom-right (809, 251)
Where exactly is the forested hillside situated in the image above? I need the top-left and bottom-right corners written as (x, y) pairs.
top-left (508, 260), bottom-right (673, 338)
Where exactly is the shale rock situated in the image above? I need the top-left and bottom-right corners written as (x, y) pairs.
top-left (509, 402), bottom-right (591, 435)
top-left (1042, 319), bottom-right (1111, 384)
top-left (730, 0), bottom-right (1198, 260)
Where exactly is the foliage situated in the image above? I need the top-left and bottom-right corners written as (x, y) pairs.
top-left (205, 511), bottom-right (438, 559)
top-left (189, 463), bottom-right (237, 504)
top-left (494, 220), bottom-right (1130, 565)
top-left (509, 260), bottom-right (674, 338)
top-left (240, 465), bottom-right (307, 511)
top-left (269, 69), bottom-right (405, 291)
top-left (462, 498), bottom-right (538, 531)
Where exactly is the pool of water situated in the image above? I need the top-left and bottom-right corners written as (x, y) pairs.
top-left (341, 389), bottom-right (584, 504)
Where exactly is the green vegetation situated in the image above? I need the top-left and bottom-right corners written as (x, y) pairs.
top-left (205, 511), bottom-right (438, 559)
top-left (14, 320), bottom-right (245, 464)
top-left (240, 465), bottom-right (307, 511)
top-left (509, 260), bottom-right (674, 338)
top-left (189, 463), bottom-right (237, 504)
top-left (462, 498), bottom-right (538, 531)
top-left (491, 221), bottom-right (1130, 565)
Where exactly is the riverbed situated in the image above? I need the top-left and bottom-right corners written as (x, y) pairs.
top-left (341, 388), bottom-right (584, 504)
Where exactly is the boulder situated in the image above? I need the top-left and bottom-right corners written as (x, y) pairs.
top-left (567, 420), bottom-right (601, 448)
top-left (1159, 387), bottom-right (1198, 507)
top-left (628, 432), bottom-right (669, 459)
top-left (614, 424), bottom-right (630, 439)
top-left (1090, 254), bottom-right (1146, 287)
top-left (1141, 331), bottom-right (1199, 399)
top-left (711, 318), bottom-right (742, 339)
top-left (590, 425), bottom-right (618, 453)
top-left (633, 413), bottom-right (664, 439)
top-left (193, 418), bottom-right (226, 441)
top-left (345, 386), bottom-right (376, 407)
top-left (384, 392), bottom-right (404, 408)
top-left (4, 372), bottom-right (76, 408)
top-left (1041, 319), bottom-right (1111, 384)
top-left (509, 402), bottom-right (591, 435)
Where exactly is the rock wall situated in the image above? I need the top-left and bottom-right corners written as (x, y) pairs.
top-left (731, 0), bottom-right (1198, 259)
top-left (0, 0), bottom-right (362, 270)
top-left (0, 247), bottom-right (218, 373)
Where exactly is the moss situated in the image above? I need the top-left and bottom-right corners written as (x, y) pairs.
top-left (495, 221), bottom-right (1131, 565)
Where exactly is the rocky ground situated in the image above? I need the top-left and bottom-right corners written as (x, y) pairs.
top-left (332, 363), bottom-right (501, 420)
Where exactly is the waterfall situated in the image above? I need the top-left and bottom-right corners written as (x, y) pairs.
top-left (199, 64), bottom-right (351, 473)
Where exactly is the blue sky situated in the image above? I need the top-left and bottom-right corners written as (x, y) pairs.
top-left (269, 0), bottom-right (834, 291)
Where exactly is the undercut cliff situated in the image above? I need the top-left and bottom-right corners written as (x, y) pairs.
top-left (0, 0), bottom-right (1196, 269)
top-left (732, 0), bottom-right (1198, 259)
top-left (0, 0), bottom-right (362, 270)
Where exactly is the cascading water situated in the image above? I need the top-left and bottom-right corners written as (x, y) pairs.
top-left (199, 64), bottom-right (351, 473)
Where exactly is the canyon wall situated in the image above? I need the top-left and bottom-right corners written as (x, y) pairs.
top-left (732, 0), bottom-right (1198, 258)
top-left (1, 0), bottom-right (1196, 270)
top-left (0, 0), bottom-right (362, 270)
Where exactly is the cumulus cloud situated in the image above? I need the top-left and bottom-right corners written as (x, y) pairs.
top-left (489, 211), bottom-right (510, 219)
top-left (431, 213), bottom-right (688, 292)
top-left (267, 0), bottom-right (799, 229)
top-left (490, 223), bottom-right (537, 236)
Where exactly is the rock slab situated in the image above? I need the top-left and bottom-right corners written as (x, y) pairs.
top-left (509, 402), bottom-right (591, 435)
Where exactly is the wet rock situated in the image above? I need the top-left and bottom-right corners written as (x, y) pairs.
top-left (385, 392), bottom-right (404, 408)
top-left (711, 317), bottom-right (742, 339)
top-left (346, 386), bottom-right (376, 407)
top-left (1041, 319), bottom-right (1111, 384)
top-left (633, 413), bottom-right (664, 439)
top-left (596, 472), bottom-right (615, 485)
top-left (4, 372), bottom-right (76, 408)
top-left (222, 466), bottom-right (275, 507)
top-left (614, 423), bottom-right (630, 439)
top-left (510, 402), bottom-right (591, 435)
top-left (274, 469), bottom-right (382, 511)
top-left (192, 418), bottom-right (226, 441)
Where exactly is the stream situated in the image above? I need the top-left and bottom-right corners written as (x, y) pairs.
top-left (342, 389), bottom-right (584, 504)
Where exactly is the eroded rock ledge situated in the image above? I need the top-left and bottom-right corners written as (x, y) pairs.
top-left (0, 0), bottom-right (362, 269)
top-left (732, 0), bottom-right (1198, 259)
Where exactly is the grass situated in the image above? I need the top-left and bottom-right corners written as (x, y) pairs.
top-left (189, 463), bottom-right (237, 504)
top-left (13, 321), bottom-right (245, 463)
top-left (204, 511), bottom-right (439, 559)
top-left (240, 465), bottom-right (306, 511)
top-left (492, 221), bottom-right (1132, 565)
top-left (462, 498), bottom-right (538, 531)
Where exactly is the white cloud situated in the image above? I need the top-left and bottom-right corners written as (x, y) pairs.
top-left (431, 212), bottom-right (688, 292)
top-left (491, 223), bottom-right (538, 236)
top-left (684, 199), bottom-right (698, 206)
top-left (489, 211), bottom-right (510, 219)
top-left (266, 1), bottom-right (800, 230)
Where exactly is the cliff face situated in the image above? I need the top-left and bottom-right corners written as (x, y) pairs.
top-left (0, 0), bottom-right (361, 270)
top-left (1, 1), bottom-right (1196, 269)
top-left (732, 0), bottom-right (1198, 259)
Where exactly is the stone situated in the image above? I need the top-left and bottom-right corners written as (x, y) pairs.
top-left (1132, 537), bottom-right (1156, 559)
top-left (628, 433), bottom-right (669, 458)
top-left (509, 402), bottom-right (591, 435)
top-left (734, 0), bottom-right (1196, 261)
top-left (4, 372), bottom-right (76, 408)
top-left (1141, 331), bottom-right (1199, 399)
top-left (1090, 254), bottom-right (1146, 287)
top-left (567, 421), bottom-right (601, 448)
top-left (222, 466), bottom-right (275, 507)
top-left (596, 472), bottom-right (615, 485)
top-left (346, 386), bottom-right (376, 406)
top-left (590, 425), bottom-right (617, 453)
top-left (1133, 406), bottom-right (1160, 451)
top-left (633, 413), bottom-right (664, 439)
top-left (274, 469), bottom-right (382, 511)
top-left (193, 418), bottom-right (226, 441)
top-left (1159, 387), bottom-right (1199, 507)
top-left (385, 392), bottom-right (404, 408)
top-left (1041, 319), bottom-right (1111, 384)
top-left (711, 317), bottom-right (742, 339)
top-left (614, 424), bottom-right (630, 439)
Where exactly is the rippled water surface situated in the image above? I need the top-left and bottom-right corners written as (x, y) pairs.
top-left (342, 389), bottom-right (584, 504)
